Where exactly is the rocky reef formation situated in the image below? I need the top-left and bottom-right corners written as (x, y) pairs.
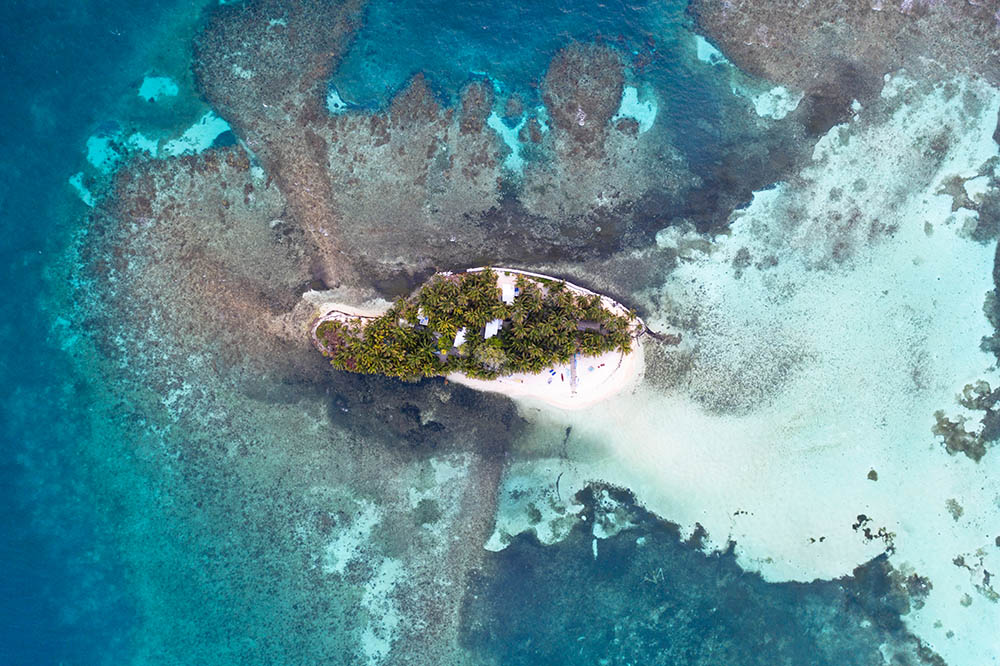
top-left (86, 148), bottom-right (309, 379)
top-left (191, 0), bottom-right (696, 285)
top-left (517, 43), bottom-right (692, 229)
top-left (932, 380), bottom-right (1000, 461)
top-left (193, 0), bottom-right (368, 287)
top-left (541, 43), bottom-right (625, 149)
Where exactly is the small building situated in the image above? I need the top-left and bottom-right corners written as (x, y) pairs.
top-left (453, 327), bottom-right (467, 348)
top-left (484, 319), bottom-right (503, 339)
top-left (501, 283), bottom-right (516, 305)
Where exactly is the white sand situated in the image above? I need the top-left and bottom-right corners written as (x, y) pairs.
top-left (612, 85), bottom-right (658, 133)
top-left (447, 343), bottom-right (642, 410)
top-left (68, 172), bottom-right (95, 207)
top-left (358, 557), bottom-right (404, 666)
top-left (690, 30), bottom-right (802, 121)
top-left (138, 75), bottom-right (179, 102)
top-left (162, 111), bottom-right (232, 156)
top-left (748, 86), bottom-right (803, 120)
top-left (326, 86), bottom-right (348, 114)
top-left (82, 109), bottom-right (229, 176)
top-left (85, 134), bottom-right (121, 173)
top-left (126, 132), bottom-right (159, 155)
top-left (486, 111), bottom-right (527, 172)
top-left (322, 499), bottom-right (381, 575)
top-left (311, 301), bottom-right (391, 323)
top-left (693, 34), bottom-right (729, 67)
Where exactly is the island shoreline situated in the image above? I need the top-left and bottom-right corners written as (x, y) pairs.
top-left (307, 267), bottom-right (646, 409)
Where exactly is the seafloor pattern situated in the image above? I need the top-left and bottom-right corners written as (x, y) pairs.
top-left (5, 0), bottom-right (1000, 664)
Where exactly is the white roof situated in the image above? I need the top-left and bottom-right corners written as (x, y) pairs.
top-left (453, 327), bottom-right (467, 347)
top-left (501, 283), bottom-right (516, 304)
top-left (484, 319), bottom-right (503, 339)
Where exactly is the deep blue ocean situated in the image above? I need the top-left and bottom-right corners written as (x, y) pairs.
top-left (0, 1), bottom-right (934, 664)
top-left (2, 5), bottom-right (142, 662)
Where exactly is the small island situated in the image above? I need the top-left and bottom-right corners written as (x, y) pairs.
top-left (310, 268), bottom-right (645, 408)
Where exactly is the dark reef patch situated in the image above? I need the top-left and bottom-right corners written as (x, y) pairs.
top-left (931, 380), bottom-right (1000, 462)
top-left (800, 61), bottom-right (877, 136)
top-left (211, 129), bottom-right (238, 148)
top-left (541, 43), bottom-right (625, 150)
top-left (461, 485), bottom-right (939, 666)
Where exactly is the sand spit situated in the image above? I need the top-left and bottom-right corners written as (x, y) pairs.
top-left (308, 268), bottom-right (646, 410)
top-left (496, 71), bottom-right (1000, 666)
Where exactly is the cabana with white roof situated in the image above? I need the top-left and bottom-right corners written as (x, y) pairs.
top-left (501, 282), bottom-right (516, 305)
top-left (484, 319), bottom-right (503, 339)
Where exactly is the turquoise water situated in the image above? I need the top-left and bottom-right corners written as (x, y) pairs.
top-left (333, 0), bottom-right (729, 183)
top-left (2, 0), bottom-right (984, 663)
top-left (333, 0), bottom-right (679, 107)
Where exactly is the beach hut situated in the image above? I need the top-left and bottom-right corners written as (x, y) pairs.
top-left (484, 319), bottom-right (503, 339)
top-left (501, 283), bottom-right (516, 305)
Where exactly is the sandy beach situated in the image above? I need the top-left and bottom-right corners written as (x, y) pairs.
top-left (446, 341), bottom-right (644, 410)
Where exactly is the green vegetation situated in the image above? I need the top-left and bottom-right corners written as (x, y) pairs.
top-left (315, 269), bottom-right (636, 381)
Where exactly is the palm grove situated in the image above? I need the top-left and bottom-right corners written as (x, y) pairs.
top-left (315, 269), bottom-right (636, 380)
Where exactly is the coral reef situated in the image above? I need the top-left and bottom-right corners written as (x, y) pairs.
top-left (194, 7), bottom-right (699, 281)
top-left (193, 0), bottom-right (368, 286)
top-left (519, 44), bottom-right (694, 231)
top-left (541, 44), bottom-right (625, 149)
top-left (690, 0), bottom-right (1000, 134)
top-left (318, 75), bottom-right (508, 271)
top-left (77, 139), bottom-right (528, 661)
top-left (64, 0), bottom-right (1000, 661)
